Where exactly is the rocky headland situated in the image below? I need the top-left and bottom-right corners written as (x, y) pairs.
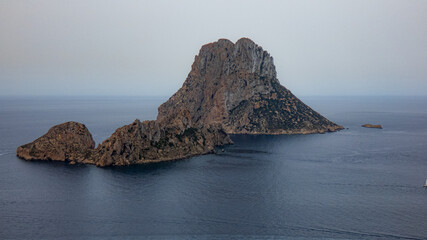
top-left (17, 38), bottom-right (343, 166)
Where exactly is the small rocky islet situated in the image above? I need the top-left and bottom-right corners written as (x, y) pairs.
top-left (17, 38), bottom-right (343, 167)
top-left (362, 124), bottom-right (383, 129)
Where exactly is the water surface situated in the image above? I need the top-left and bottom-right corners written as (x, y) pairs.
top-left (0, 96), bottom-right (426, 239)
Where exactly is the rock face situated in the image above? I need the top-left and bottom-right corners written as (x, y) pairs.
top-left (16, 122), bottom-right (95, 162)
top-left (158, 38), bottom-right (343, 134)
top-left (17, 37), bottom-right (343, 167)
top-left (362, 124), bottom-right (382, 129)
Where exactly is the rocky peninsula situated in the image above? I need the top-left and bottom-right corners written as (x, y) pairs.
top-left (17, 38), bottom-right (343, 166)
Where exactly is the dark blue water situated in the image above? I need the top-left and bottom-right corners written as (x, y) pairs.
top-left (0, 96), bottom-right (426, 240)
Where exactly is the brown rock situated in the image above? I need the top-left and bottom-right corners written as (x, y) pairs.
top-left (93, 116), bottom-right (231, 167)
top-left (16, 117), bottom-right (231, 167)
top-left (158, 38), bottom-right (343, 134)
top-left (362, 124), bottom-right (383, 129)
top-left (16, 37), bottom-right (344, 167)
top-left (16, 122), bottom-right (95, 162)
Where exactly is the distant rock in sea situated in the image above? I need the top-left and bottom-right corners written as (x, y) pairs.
top-left (17, 37), bottom-right (342, 166)
top-left (362, 124), bottom-right (383, 129)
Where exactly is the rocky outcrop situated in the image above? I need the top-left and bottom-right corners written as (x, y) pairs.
top-left (17, 37), bottom-right (343, 167)
top-left (16, 114), bottom-right (231, 167)
top-left (16, 122), bottom-right (95, 163)
top-left (94, 117), bottom-right (231, 167)
top-left (362, 124), bottom-right (382, 129)
top-left (157, 38), bottom-right (343, 134)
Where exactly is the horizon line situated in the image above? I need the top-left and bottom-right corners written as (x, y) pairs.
top-left (1, 94), bottom-right (427, 98)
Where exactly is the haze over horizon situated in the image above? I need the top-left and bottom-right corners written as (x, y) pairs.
top-left (1, 0), bottom-right (426, 97)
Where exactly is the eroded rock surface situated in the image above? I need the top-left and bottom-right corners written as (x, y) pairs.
top-left (158, 38), bottom-right (343, 134)
top-left (16, 122), bottom-right (95, 163)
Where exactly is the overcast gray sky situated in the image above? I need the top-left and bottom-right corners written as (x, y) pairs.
top-left (0, 0), bottom-right (426, 97)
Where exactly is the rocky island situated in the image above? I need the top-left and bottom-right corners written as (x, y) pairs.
top-left (16, 122), bottom-right (95, 164)
top-left (17, 38), bottom-right (343, 166)
top-left (158, 38), bottom-right (342, 134)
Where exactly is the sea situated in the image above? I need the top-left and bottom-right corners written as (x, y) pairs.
top-left (0, 96), bottom-right (426, 240)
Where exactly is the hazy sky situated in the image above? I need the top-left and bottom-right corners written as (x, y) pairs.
top-left (1, 0), bottom-right (426, 97)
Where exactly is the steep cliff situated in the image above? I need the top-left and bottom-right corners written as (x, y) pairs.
top-left (158, 38), bottom-right (343, 134)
